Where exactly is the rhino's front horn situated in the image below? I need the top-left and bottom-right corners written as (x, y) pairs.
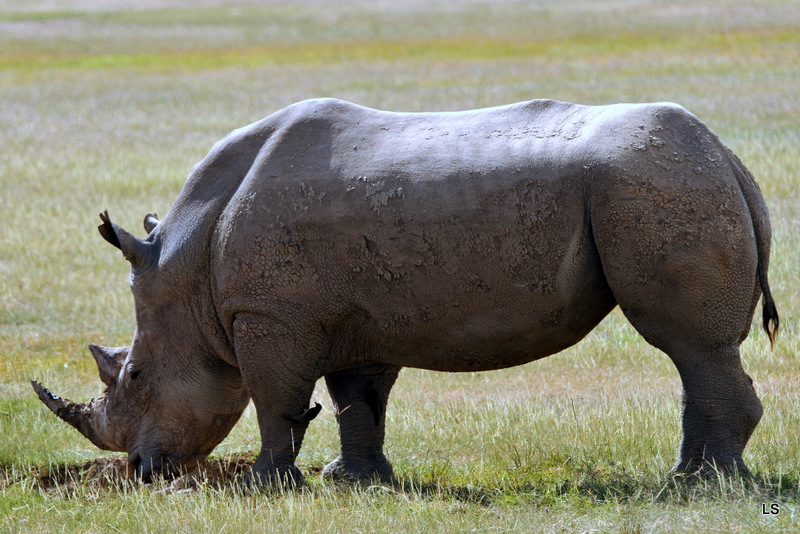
top-left (31, 381), bottom-right (122, 452)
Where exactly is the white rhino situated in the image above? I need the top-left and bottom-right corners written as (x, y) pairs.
top-left (34, 98), bottom-right (778, 485)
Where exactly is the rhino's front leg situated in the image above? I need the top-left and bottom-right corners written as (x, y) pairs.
top-left (233, 313), bottom-right (323, 488)
top-left (246, 400), bottom-right (322, 488)
top-left (323, 364), bottom-right (400, 483)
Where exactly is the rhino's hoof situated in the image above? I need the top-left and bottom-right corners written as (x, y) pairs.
top-left (245, 464), bottom-right (306, 491)
top-left (322, 456), bottom-right (394, 484)
top-left (670, 458), bottom-right (752, 484)
top-left (696, 460), bottom-right (752, 480)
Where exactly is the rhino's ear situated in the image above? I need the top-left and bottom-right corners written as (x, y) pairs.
top-left (88, 344), bottom-right (128, 386)
top-left (98, 211), bottom-right (152, 269)
top-left (143, 213), bottom-right (160, 234)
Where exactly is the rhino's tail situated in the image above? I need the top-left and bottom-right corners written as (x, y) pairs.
top-left (727, 149), bottom-right (779, 349)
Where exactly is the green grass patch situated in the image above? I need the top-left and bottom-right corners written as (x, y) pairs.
top-left (2, 29), bottom-right (797, 74)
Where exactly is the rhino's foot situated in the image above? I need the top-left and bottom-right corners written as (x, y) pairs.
top-left (322, 455), bottom-right (394, 484)
top-left (245, 463), bottom-right (306, 490)
top-left (670, 457), bottom-right (704, 477)
top-left (670, 458), bottom-right (752, 483)
top-left (697, 458), bottom-right (752, 479)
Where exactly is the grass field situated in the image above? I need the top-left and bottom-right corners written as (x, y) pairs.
top-left (1, 0), bottom-right (799, 532)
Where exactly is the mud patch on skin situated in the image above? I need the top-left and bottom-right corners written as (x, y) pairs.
top-left (34, 452), bottom-right (260, 495)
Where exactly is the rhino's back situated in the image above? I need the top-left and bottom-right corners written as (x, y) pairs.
top-left (254, 97), bottom-right (600, 184)
top-left (222, 98), bottom-right (647, 235)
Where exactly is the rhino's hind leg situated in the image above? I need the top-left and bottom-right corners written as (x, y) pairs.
top-left (323, 364), bottom-right (400, 483)
top-left (589, 159), bottom-right (767, 477)
top-left (612, 301), bottom-right (763, 477)
top-left (671, 392), bottom-right (705, 475)
top-left (671, 348), bottom-right (762, 477)
top-left (609, 295), bottom-right (763, 476)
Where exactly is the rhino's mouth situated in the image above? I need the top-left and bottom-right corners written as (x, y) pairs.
top-left (128, 450), bottom-right (197, 482)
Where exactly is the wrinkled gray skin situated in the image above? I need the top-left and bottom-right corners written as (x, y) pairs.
top-left (34, 98), bottom-right (779, 486)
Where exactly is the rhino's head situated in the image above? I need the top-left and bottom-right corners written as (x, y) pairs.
top-left (33, 212), bottom-right (250, 481)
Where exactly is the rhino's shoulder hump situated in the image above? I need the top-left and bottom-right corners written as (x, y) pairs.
top-left (198, 99), bottom-right (360, 164)
top-left (274, 98), bottom-right (377, 127)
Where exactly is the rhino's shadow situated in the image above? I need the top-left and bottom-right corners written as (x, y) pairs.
top-left (29, 452), bottom-right (796, 504)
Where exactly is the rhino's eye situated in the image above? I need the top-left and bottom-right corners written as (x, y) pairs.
top-left (130, 370), bottom-right (142, 381)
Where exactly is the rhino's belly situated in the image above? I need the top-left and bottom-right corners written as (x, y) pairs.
top-left (391, 328), bottom-right (591, 372)
top-left (372, 288), bottom-right (615, 372)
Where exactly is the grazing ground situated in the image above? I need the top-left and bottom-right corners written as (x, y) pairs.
top-left (1, 0), bottom-right (799, 532)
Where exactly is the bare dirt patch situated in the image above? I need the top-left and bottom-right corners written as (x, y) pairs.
top-left (35, 452), bottom-right (258, 494)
